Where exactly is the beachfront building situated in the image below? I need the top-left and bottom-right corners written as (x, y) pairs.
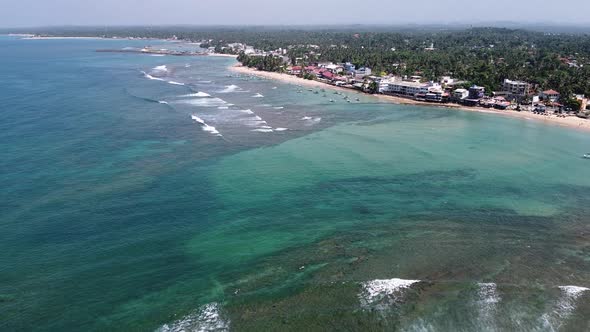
top-left (288, 66), bottom-right (302, 75)
top-left (468, 85), bottom-right (486, 99)
top-left (502, 79), bottom-right (531, 100)
top-left (541, 89), bottom-right (561, 102)
top-left (344, 62), bottom-right (356, 74)
top-left (452, 88), bottom-right (469, 101)
top-left (355, 67), bottom-right (372, 78)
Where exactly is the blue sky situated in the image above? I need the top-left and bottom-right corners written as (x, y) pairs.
top-left (1, 0), bottom-right (589, 27)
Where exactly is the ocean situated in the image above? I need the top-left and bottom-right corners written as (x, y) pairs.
top-left (0, 35), bottom-right (589, 331)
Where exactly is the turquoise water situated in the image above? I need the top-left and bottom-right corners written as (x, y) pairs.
top-left (1, 36), bottom-right (589, 331)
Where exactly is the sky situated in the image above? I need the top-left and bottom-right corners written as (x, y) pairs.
top-left (1, 0), bottom-right (590, 28)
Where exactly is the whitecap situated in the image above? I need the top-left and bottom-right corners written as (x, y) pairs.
top-left (142, 71), bottom-right (165, 81)
top-left (181, 92), bottom-right (211, 98)
top-left (152, 65), bottom-right (168, 72)
top-left (359, 278), bottom-right (420, 308)
top-left (150, 54), bottom-right (165, 57)
top-left (218, 106), bottom-right (229, 110)
top-left (476, 283), bottom-right (500, 328)
top-left (301, 116), bottom-right (312, 120)
top-left (273, 106), bottom-right (284, 110)
top-left (259, 125), bottom-right (273, 129)
top-left (158, 101), bottom-right (169, 104)
top-left (540, 285), bottom-right (589, 330)
top-left (272, 87), bottom-right (278, 89)
top-left (168, 81), bottom-right (185, 86)
top-left (178, 98), bottom-right (227, 107)
top-left (239, 109), bottom-right (254, 115)
top-left (252, 93), bottom-right (264, 98)
top-left (199, 80), bottom-right (212, 84)
top-left (274, 127), bottom-right (288, 131)
top-left (191, 115), bottom-right (222, 136)
top-left (251, 128), bottom-right (274, 133)
top-left (220, 84), bottom-right (240, 93)
top-left (156, 302), bottom-right (229, 332)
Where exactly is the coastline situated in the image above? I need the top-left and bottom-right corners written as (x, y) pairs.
top-left (230, 64), bottom-right (590, 133)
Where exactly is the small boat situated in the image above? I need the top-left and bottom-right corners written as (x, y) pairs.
top-left (584, 153), bottom-right (590, 159)
top-left (355, 98), bottom-right (360, 101)
top-left (329, 99), bottom-right (335, 103)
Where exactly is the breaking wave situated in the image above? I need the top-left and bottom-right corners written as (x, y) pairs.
top-left (178, 98), bottom-right (227, 107)
top-left (359, 278), bottom-right (420, 309)
top-left (274, 127), bottom-right (288, 131)
top-left (152, 65), bottom-right (168, 72)
top-left (251, 128), bottom-right (274, 133)
top-left (251, 93), bottom-right (264, 98)
top-left (220, 84), bottom-right (240, 93)
top-left (156, 303), bottom-right (230, 332)
top-left (191, 115), bottom-right (221, 136)
top-left (181, 92), bottom-right (211, 98)
top-left (141, 71), bottom-right (165, 81)
top-left (168, 81), bottom-right (185, 86)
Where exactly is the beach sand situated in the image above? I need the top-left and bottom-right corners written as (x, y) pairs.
top-left (230, 64), bottom-right (590, 133)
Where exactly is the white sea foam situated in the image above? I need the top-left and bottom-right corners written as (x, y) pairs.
top-left (150, 54), bottom-right (165, 57)
top-left (540, 285), bottom-right (589, 330)
top-left (179, 98), bottom-right (227, 107)
top-left (218, 106), bottom-right (229, 110)
top-left (220, 84), bottom-right (240, 93)
top-left (259, 125), bottom-right (273, 129)
top-left (272, 86), bottom-right (278, 89)
top-left (152, 65), bottom-right (168, 72)
top-left (142, 71), bottom-right (165, 81)
top-left (274, 127), bottom-right (288, 131)
top-left (252, 116), bottom-right (262, 121)
top-left (252, 128), bottom-right (274, 133)
top-left (359, 278), bottom-right (420, 308)
top-left (273, 106), bottom-right (284, 110)
top-left (252, 93), bottom-right (264, 98)
top-left (181, 92), bottom-right (211, 98)
top-left (168, 81), bottom-right (185, 86)
top-left (185, 64), bottom-right (191, 68)
top-left (476, 283), bottom-right (500, 328)
top-left (199, 80), bottom-right (212, 84)
top-left (156, 302), bottom-right (230, 332)
top-left (158, 101), bottom-right (169, 104)
top-left (239, 109), bottom-right (254, 115)
top-left (302, 116), bottom-right (322, 124)
top-left (191, 115), bottom-right (222, 136)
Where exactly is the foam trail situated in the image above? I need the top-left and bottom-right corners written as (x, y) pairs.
top-left (191, 115), bottom-right (222, 136)
top-left (181, 92), bottom-right (211, 97)
top-left (156, 302), bottom-right (230, 332)
top-left (540, 285), bottom-right (589, 330)
top-left (220, 84), bottom-right (240, 93)
top-left (168, 81), bottom-right (185, 86)
top-left (141, 71), bottom-right (165, 81)
top-left (152, 65), bottom-right (168, 72)
top-left (476, 283), bottom-right (500, 329)
top-left (178, 98), bottom-right (227, 107)
top-left (359, 278), bottom-right (420, 309)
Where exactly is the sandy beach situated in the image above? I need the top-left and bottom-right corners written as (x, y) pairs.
top-left (230, 64), bottom-right (590, 133)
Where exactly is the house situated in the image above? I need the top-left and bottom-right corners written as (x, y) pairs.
top-left (355, 67), bottom-right (372, 78)
top-left (541, 89), bottom-right (560, 102)
top-left (344, 62), bottom-right (356, 73)
top-left (468, 85), bottom-right (485, 99)
top-left (452, 88), bottom-right (469, 101)
top-left (502, 79), bottom-right (531, 100)
top-left (289, 66), bottom-right (302, 75)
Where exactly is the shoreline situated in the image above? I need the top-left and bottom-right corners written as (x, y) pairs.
top-left (230, 64), bottom-right (590, 133)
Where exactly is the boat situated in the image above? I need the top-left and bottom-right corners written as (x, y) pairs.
top-left (355, 98), bottom-right (360, 101)
top-left (584, 153), bottom-right (590, 159)
top-left (329, 99), bottom-right (335, 103)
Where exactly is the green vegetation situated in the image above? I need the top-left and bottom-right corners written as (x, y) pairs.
top-left (13, 25), bottom-right (590, 97)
